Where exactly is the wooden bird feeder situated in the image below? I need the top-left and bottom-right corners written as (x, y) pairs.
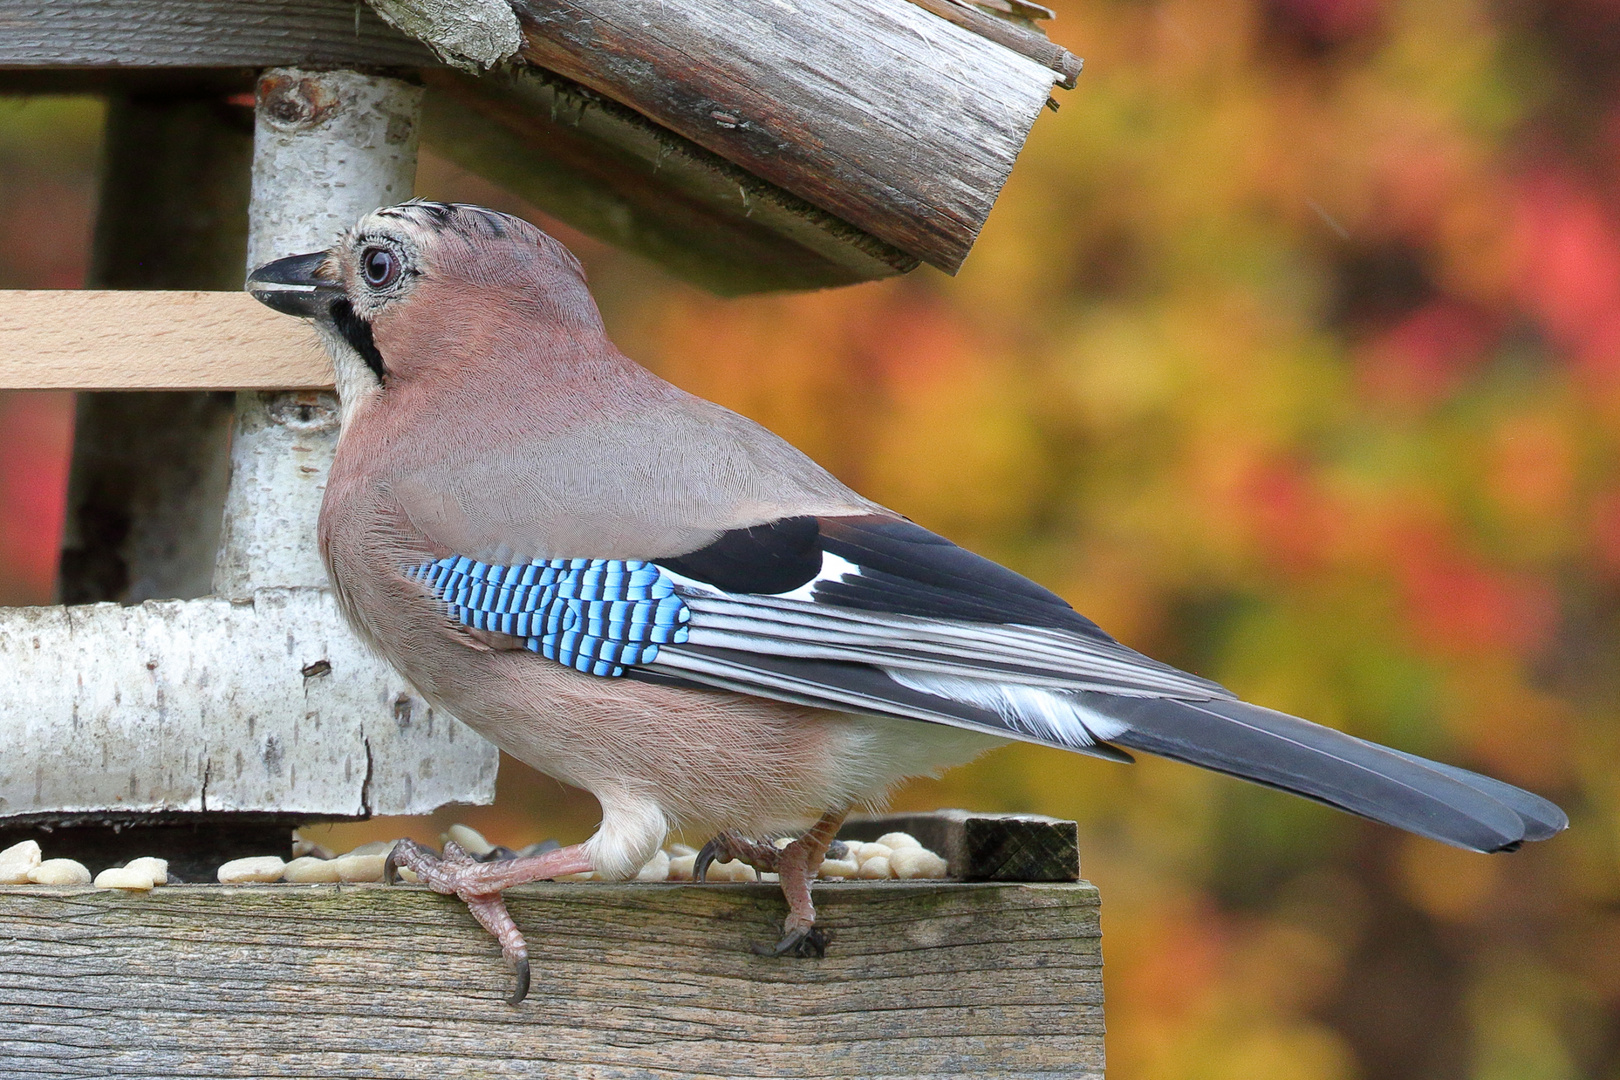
top-left (0, 2), bottom-right (1103, 1075)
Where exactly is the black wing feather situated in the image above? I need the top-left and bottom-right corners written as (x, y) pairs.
top-left (657, 516), bottom-right (822, 595)
top-left (643, 513), bottom-right (1566, 852)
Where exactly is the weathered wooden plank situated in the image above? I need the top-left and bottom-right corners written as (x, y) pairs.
top-left (421, 66), bottom-right (920, 294)
top-left (0, 291), bottom-right (331, 390)
top-left (904, 0), bottom-right (1081, 87)
top-left (0, 588), bottom-right (498, 820)
top-left (0, 0), bottom-right (438, 68)
top-left (0, 0), bottom-right (1069, 276)
top-left (509, 0), bottom-right (1059, 272)
top-left (0, 881), bottom-right (1105, 1078)
top-left (842, 810), bottom-right (1081, 882)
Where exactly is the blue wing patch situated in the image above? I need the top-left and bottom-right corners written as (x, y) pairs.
top-left (410, 556), bottom-right (691, 677)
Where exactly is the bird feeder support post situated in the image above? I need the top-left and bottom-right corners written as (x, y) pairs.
top-left (213, 68), bottom-right (423, 598)
top-left (57, 90), bottom-right (251, 607)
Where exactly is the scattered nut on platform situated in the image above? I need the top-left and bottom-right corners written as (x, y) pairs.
top-left (0, 840), bottom-right (42, 884)
top-left (282, 856), bottom-right (342, 883)
top-left (94, 865), bottom-right (157, 891)
top-left (635, 849), bottom-right (671, 881)
top-left (29, 858), bottom-right (91, 885)
top-left (666, 853), bottom-right (697, 881)
top-left (890, 847), bottom-right (948, 879)
top-left (123, 857), bottom-right (169, 885)
top-left (217, 856), bottom-right (286, 884)
top-left (444, 824), bottom-right (495, 857)
top-left (342, 841), bottom-right (394, 858)
top-left (818, 858), bottom-right (860, 878)
top-left (290, 834), bottom-right (335, 860)
top-left (854, 842), bottom-right (893, 865)
top-left (874, 832), bottom-right (922, 851)
top-left (857, 855), bottom-right (892, 880)
top-left (331, 852), bottom-right (387, 882)
top-left (705, 859), bottom-right (758, 882)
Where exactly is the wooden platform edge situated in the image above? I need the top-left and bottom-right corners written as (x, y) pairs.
top-left (0, 879), bottom-right (1103, 1079)
top-left (0, 290), bottom-right (333, 390)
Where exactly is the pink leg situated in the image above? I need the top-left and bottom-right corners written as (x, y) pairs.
top-left (695, 808), bottom-right (848, 957)
top-left (386, 838), bottom-right (594, 1004)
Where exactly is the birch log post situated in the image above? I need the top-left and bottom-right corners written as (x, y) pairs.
top-left (212, 68), bottom-right (422, 597)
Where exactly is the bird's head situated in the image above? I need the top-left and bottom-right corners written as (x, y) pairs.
top-left (247, 201), bottom-right (603, 416)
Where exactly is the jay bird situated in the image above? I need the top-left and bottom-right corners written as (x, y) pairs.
top-left (248, 201), bottom-right (1566, 1003)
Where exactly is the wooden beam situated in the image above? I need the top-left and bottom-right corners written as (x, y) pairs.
top-left (904, 0), bottom-right (1081, 87)
top-left (0, 881), bottom-right (1105, 1077)
top-left (0, 291), bottom-right (331, 390)
top-left (2, 0), bottom-right (1075, 279)
top-left (0, 0), bottom-right (437, 68)
top-left (421, 67), bottom-right (918, 295)
top-left (842, 810), bottom-right (1082, 881)
top-left (509, 0), bottom-right (1061, 272)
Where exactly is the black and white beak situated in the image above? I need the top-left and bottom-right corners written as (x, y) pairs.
top-left (246, 252), bottom-right (341, 318)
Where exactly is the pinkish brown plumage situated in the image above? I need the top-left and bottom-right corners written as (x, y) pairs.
top-left (247, 201), bottom-right (1565, 1003)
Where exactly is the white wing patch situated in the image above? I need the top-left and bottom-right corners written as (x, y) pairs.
top-left (883, 670), bottom-right (1131, 747)
top-left (773, 551), bottom-right (861, 601)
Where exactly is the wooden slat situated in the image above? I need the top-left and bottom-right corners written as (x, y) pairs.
top-left (0, 880), bottom-right (1105, 1078)
top-left (509, 0), bottom-right (1059, 272)
top-left (0, 0), bottom-right (437, 68)
top-left (0, 291), bottom-right (332, 390)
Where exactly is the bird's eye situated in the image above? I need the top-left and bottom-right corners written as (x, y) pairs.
top-left (362, 247), bottom-right (400, 288)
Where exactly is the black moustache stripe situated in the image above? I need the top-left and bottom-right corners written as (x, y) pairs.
top-left (329, 299), bottom-right (387, 380)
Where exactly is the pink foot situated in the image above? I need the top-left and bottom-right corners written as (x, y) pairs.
top-left (386, 838), bottom-right (593, 1003)
top-left (694, 808), bottom-right (848, 958)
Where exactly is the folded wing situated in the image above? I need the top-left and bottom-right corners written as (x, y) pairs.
top-left (411, 512), bottom-right (1568, 853)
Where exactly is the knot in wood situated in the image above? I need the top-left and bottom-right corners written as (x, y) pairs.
top-left (266, 392), bottom-right (339, 433)
top-left (258, 75), bottom-right (339, 132)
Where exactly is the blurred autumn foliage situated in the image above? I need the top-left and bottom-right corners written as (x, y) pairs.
top-left (5, 0), bottom-right (1620, 1073)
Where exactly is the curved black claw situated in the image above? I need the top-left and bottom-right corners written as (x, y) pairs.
top-left (508, 957), bottom-right (531, 1006)
top-left (383, 841), bottom-right (408, 885)
top-left (693, 837), bottom-right (727, 883)
top-left (751, 925), bottom-right (827, 958)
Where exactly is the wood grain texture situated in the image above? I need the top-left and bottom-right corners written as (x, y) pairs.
top-left (510, 0), bottom-right (1059, 271)
top-left (842, 811), bottom-right (1081, 882)
top-left (0, 291), bottom-right (332, 390)
top-left (0, 0), bottom-right (437, 68)
top-left (0, 880), bottom-right (1105, 1078)
top-left (422, 66), bottom-right (919, 294)
top-left (903, 0), bottom-right (1081, 87)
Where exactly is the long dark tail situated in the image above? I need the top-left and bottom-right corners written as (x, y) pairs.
top-left (1098, 694), bottom-right (1567, 852)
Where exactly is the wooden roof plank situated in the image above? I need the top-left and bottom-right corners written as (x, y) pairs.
top-left (421, 67), bottom-right (918, 294)
top-left (0, 0), bottom-right (437, 68)
top-left (2, 0), bottom-right (1076, 277)
top-left (508, 0), bottom-right (1060, 271)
